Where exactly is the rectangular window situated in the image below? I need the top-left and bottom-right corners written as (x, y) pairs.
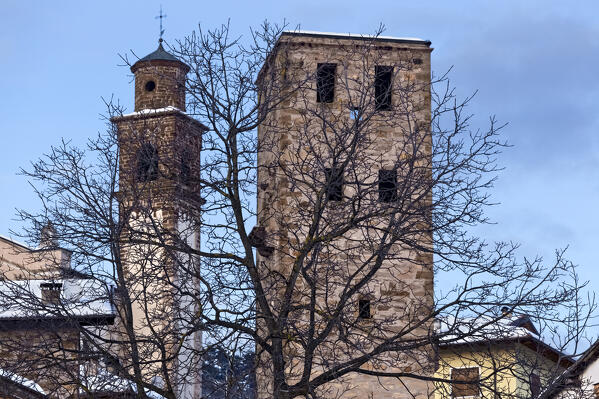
top-left (40, 283), bottom-right (62, 304)
top-left (358, 299), bottom-right (371, 319)
top-left (379, 169), bottom-right (398, 202)
top-left (325, 167), bottom-right (343, 201)
top-left (375, 65), bottom-right (393, 110)
top-left (317, 63), bottom-right (336, 103)
top-left (451, 367), bottom-right (479, 398)
top-left (530, 373), bottom-right (541, 398)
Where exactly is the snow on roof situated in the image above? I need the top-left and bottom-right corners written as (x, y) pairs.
top-left (282, 30), bottom-right (430, 44)
top-left (438, 314), bottom-right (574, 365)
top-left (0, 234), bottom-right (30, 250)
top-left (118, 106), bottom-right (184, 118)
top-left (438, 314), bottom-right (538, 346)
top-left (80, 365), bottom-right (133, 394)
top-left (113, 106), bottom-right (208, 131)
top-left (80, 365), bottom-right (165, 399)
top-left (0, 368), bottom-right (46, 395)
top-left (0, 278), bottom-right (114, 320)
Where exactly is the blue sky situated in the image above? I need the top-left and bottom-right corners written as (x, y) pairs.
top-left (1, 1), bottom-right (598, 297)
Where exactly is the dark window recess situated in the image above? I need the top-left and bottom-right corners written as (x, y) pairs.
top-left (104, 354), bottom-right (121, 372)
top-left (325, 167), bottom-right (343, 201)
top-left (144, 80), bottom-right (156, 92)
top-left (40, 283), bottom-right (62, 304)
top-left (180, 151), bottom-right (192, 184)
top-left (451, 367), bottom-right (479, 398)
top-left (81, 338), bottom-right (91, 353)
top-left (316, 63), bottom-right (336, 103)
top-left (358, 299), bottom-right (371, 319)
top-left (530, 373), bottom-right (541, 398)
top-left (375, 65), bottom-right (393, 110)
top-left (136, 143), bottom-right (159, 182)
top-left (412, 58), bottom-right (423, 65)
top-left (379, 169), bottom-right (398, 202)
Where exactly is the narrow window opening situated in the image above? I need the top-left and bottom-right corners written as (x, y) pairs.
top-left (325, 167), bottom-right (343, 201)
top-left (81, 338), bottom-right (91, 353)
top-left (40, 283), bottom-right (62, 304)
top-left (379, 169), bottom-right (398, 202)
top-left (375, 65), bottom-right (393, 111)
top-left (180, 151), bottom-right (192, 184)
top-left (358, 299), bottom-right (371, 319)
top-left (451, 367), bottom-right (479, 398)
top-left (136, 143), bottom-right (159, 182)
top-left (349, 106), bottom-right (361, 121)
top-left (530, 373), bottom-right (541, 398)
top-left (317, 63), bottom-right (336, 103)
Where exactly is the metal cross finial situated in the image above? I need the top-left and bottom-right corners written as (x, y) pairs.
top-left (155, 5), bottom-right (167, 42)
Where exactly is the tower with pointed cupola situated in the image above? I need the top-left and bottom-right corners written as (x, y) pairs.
top-left (112, 39), bottom-right (206, 399)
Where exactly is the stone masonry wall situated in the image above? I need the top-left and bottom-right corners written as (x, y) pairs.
top-left (112, 56), bottom-right (203, 397)
top-left (256, 33), bottom-right (435, 399)
top-left (133, 63), bottom-right (187, 112)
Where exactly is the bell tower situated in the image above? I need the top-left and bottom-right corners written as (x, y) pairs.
top-left (112, 40), bottom-right (206, 399)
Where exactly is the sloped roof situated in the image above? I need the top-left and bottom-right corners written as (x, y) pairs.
top-left (543, 339), bottom-right (599, 399)
top-left (571, 339), bottom-right (599, 374)
top-left (131, 40), bottom-right (189, 73)
top-left (0, 368), bottom-right (46, 398)
top-left (439, 314), bottom-right (539, 345)
top-left (438, 314), bottom-right (574, 366)
top-left (137, 41), bottom-right (180, 63)
top-left (0, 278), bottom-right (115, 323)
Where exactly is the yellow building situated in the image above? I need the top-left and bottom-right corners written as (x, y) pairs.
top-left (435, 313), bottom-right (573, 399)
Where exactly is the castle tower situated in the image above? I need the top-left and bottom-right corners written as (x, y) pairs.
top-left (112, 40), bottom-right (206, 399)
top-left (256, 31), bottom-right (435, 398)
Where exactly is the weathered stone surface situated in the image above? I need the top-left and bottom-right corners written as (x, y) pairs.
top-left (113, 52), bottom-right (204, 399)
top-left (256, 32), bottom-right (435, 398)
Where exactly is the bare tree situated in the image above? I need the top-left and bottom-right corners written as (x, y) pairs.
top-left (0, 21), bottom-right (594, 399)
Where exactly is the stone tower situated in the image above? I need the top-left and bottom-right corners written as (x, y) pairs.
top-left (112, 39), bottom-right (206, 399)
top-left (256, 31), bottom-right (435, 398)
